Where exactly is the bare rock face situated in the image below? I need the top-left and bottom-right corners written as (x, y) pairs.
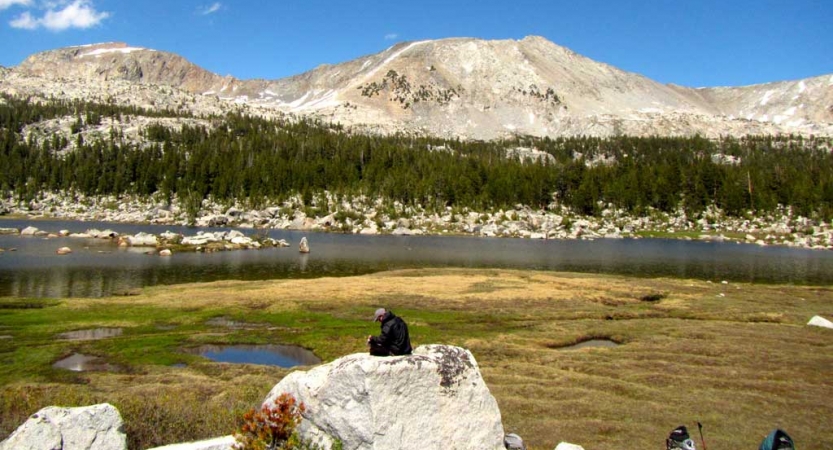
top-left (0, 403), bottom-right (127, 450)
top-left (5, 37), bottom-right (832, 140)
top-left (264, 344), bottom-right (505, 450)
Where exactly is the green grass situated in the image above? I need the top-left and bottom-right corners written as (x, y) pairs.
top-left (0, 270), bottom-right (831, 449)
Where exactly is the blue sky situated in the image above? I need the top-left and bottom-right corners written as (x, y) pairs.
top-left (0, 0), bottom-right (830, 87)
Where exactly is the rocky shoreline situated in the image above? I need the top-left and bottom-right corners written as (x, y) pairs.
top-left (2, 191), bottom-right (831, 250)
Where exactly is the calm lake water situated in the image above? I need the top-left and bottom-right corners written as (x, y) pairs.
top-left (1, 218), bottom-right (832, 298)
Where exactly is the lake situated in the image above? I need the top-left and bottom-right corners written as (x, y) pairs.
top-left (1, 218), bottom-right (832, 298)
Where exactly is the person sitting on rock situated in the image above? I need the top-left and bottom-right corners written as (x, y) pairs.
top-left (367, 308), bottom-right (413, 356)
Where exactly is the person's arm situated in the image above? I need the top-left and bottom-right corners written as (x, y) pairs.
top-left (369, 322), bottom-right (392, 346)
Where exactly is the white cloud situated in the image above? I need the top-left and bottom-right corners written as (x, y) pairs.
top-left (384, 33), bottom-right (398, 40)
top-left (10, 0), bottom-right (109, 31)
top-left (0, 0), bottom-right (32, 11)
top-left (9, 10), bottom-right (36, 28)
top-left (200, 2), bottom-right (221, 15)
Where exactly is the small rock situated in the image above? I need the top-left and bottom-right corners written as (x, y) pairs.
top-left (126, 232), bottom-right (158, 247)
top-left (56, 247), bottom-right (72, 255)
top-left (147, 435), bottom-right (235, 450)
top-left (0, 228), bottom-right (20, 235)
top-left (59, 229), bottom-right (70, 237)
top-left (299, 237), bottom-right (310, 253)
top-left (807, 315), bottom-right (833, 330)
top-left (554, 443), bottom-right (585, 450)
top-left (20, 226), bottom-right (39, 236)
top-left (504, 433), bottom-right (527, 450)
top-left (159, 249), bottom-right (172, 257)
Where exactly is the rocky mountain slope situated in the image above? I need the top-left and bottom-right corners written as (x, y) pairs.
top-left (3, 38), bottom-right (832, 139)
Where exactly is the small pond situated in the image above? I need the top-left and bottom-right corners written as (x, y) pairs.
top-left (556, 339), bottom-right (620, 350)
top-left (53, 353), bottom-right (119, 371)
top-left (57, 328), bottom-right (123, 340)
top-left (186, 344), bottom-right (321, 367)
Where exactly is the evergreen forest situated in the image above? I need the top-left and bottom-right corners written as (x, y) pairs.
top-left (2, 94), bottom-right (832, 220)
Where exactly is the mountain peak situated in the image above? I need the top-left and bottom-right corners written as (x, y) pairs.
top-left (5, 37), bottom-right (831, 139)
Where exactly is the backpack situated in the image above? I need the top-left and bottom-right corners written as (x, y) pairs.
top-left (759, 429), bottom-right (795, 450)
top-left (666, 425), bottom-right (696, 450)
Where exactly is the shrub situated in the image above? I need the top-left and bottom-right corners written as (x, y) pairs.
top-left (234, 393), bottom-right (305, 450)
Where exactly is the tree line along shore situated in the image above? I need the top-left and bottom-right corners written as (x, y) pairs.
top-left (1, 94), bottom-right (832, 249)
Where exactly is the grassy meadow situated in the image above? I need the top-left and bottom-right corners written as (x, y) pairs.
top-left (0, 269), bottom-right (831, 449)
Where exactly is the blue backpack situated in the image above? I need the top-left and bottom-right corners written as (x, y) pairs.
top-left (759, 429), bottom-right (794, 450)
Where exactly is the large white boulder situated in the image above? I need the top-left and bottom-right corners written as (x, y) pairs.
top-left (0, 403), bottom-right (126, 450)
top-left (808, 315), bottom-right (833, 329)
top-left (264, 344), bottom-right (504, 450)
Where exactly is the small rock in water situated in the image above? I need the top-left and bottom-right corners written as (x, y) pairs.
top-left (58, 229), bottom-right (70, 237)
top-left (20, 226), bottom-right (39, 236)
top-left (159, 249), bottom-right (172, 257)
top-left (56, 247), bottom-right (72, 255)
top-left (299, 236), bottom-right (310, 253)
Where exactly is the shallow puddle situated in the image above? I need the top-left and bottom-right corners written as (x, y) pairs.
top-left (53, 353), bottom-right (118, 372)
top-left (58, 328), bottom-right (123, 340)
top-left (186, 344), bottom-right (321, 367)
top-left (555, 339), bottom-right (620, 350)
top-left (205, 317), bottom-right (264, 329)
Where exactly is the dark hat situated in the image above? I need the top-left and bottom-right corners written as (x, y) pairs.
top-left (372, 308), bottom-right (386, 321)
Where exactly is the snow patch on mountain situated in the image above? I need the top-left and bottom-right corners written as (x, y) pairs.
top-left (79, 47), bottom-right (149, 58)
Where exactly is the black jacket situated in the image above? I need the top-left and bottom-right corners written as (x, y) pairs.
top-left (371, 311), bottom-right (412, 356)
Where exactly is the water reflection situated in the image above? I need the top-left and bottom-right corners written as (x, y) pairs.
top-left (1, 218), bottom-right (833, 298)
top-left (186, 344), bottom-right (322, 367)
top-left (52, 353), bottom-right (119, 372)
top-left (58, 328), bottom-right (123, 340)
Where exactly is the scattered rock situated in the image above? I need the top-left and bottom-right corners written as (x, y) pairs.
top-left (0, 403), bottom-right (127, 450)
top-left (20, 226), bottom-right (39, 236)
top-left (146, 435), bottom-right (235, 450)
top-left (125, 232), bottom-right (159, 246)
top-left (264, 344), bottom-right (504, 450)
top-left (504, 433), bottom-right (527, 449)
top-left (299, 236), bottom-right (310, 253)
top-left (554, 443), bottom-right (585, 450)
top-left (807, 315), bottom-right (833, 330)
top-left (159, 249), bottom-right (172, 257)
top-left (59, 229), bottom-right (70, 236)
top-left (56, 247), bottom-right (72, 255)
top-left (0, 228), bottom-right (19, 235)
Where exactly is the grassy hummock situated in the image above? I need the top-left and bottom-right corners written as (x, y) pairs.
top-left (0, 269), bottom-right (831, 449)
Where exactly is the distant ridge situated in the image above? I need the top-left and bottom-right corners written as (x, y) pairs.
top-left (5, 37), bottom-right (832, 139)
